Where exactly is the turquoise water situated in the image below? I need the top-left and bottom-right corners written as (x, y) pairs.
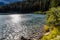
top-left (0, 14), bottom-right (46, 40)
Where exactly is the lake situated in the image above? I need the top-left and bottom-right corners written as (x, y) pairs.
top-left (0, 14), bottom-right (45, 40)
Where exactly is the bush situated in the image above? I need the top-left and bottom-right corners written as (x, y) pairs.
top-left (46, 7), bottom-right (60, 26)
top-left (40, 27), bottom-right (58, 40)
top-left (40, 7), bottom-right (60, 40)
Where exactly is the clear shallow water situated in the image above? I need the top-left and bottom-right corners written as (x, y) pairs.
top-left (0, 14), bottom-right (45, 40)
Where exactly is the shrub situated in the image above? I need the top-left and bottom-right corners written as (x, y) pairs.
top-left (40, 27), bottom-right (58, 40)
top-left (46, 7), bottom-right (60, 26)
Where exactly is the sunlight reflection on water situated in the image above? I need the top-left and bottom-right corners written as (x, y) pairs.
top-left (9, 14), bottom-right (21, 23)
top-left (0, 14), bottom-right (46, 40)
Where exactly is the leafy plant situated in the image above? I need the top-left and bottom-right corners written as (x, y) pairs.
top-left (46, 7), bottom-right (60, 26)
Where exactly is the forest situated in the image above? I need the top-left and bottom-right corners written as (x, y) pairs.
top-left (0, 0), bottom-right (60, 13)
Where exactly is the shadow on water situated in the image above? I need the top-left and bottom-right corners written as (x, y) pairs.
top-left (0, 13), bottom-right (33, 15)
